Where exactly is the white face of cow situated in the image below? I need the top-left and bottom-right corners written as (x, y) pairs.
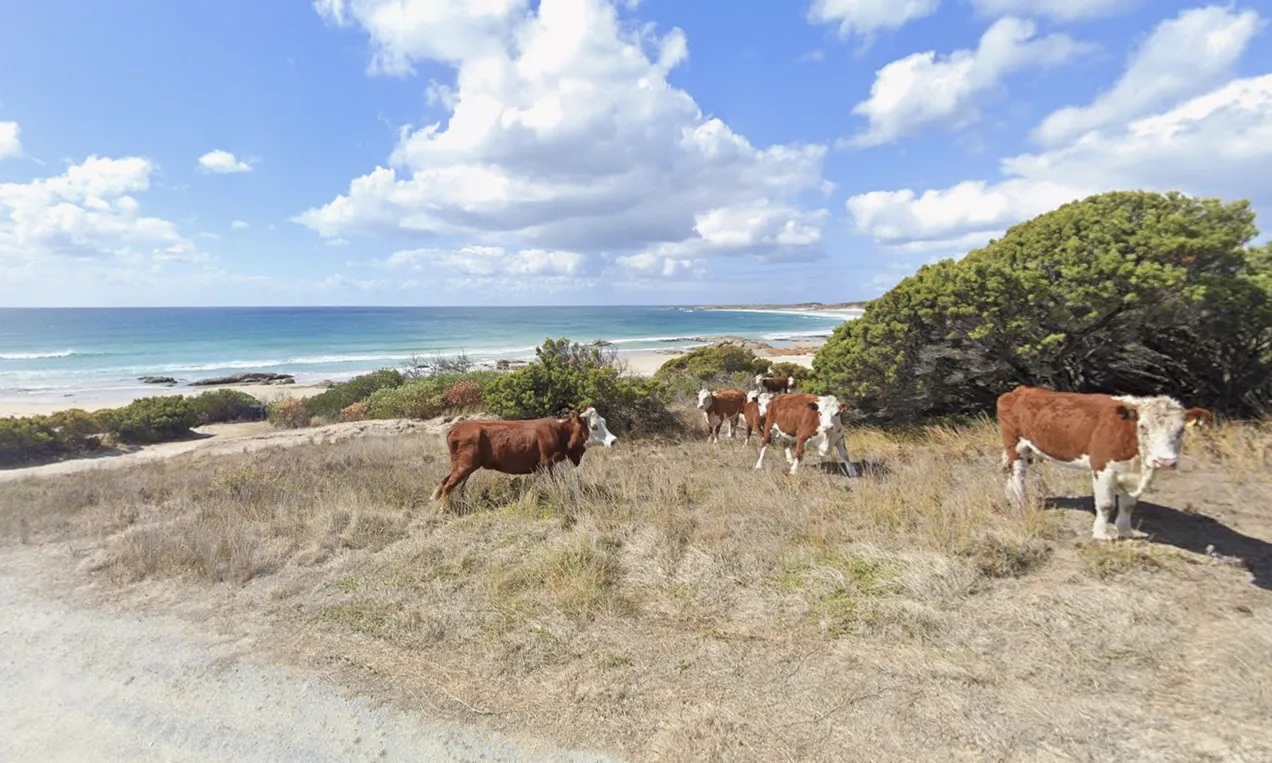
top-left (1118, 396), bottom-right (1192, 469)
top-left (815, 395), bottom-right (843, 434)
top-left (746, 389), bottom-right (759, 403)
top-left (696, 388), bottom-right (712, 411)
top-left (582, 407), bottom-right (617, 448)
top-left (756, 392), bottom-right (773, 417)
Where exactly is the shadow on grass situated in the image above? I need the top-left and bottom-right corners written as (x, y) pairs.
top-left (1046, 496), bottom-right (1272, 591)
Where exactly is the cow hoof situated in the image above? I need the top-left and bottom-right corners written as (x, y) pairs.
top-left (1091, 525), bottom-right (1118, 542)
top-left (1119, 528), bottom-right (1149, 540)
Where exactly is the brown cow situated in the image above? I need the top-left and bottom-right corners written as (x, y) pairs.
top-left (754, 392), bottom-right (849, 475)
top-left (739, 390), bottom-right (773, 445)
top-left (697, 387), bottom-right (747, 443)
top-left (755, 374), bottom-right (796, 394)
top-left (998, 385), bottom-right (1213, 540)
top-left (431, 407), bottom-right (616, 508)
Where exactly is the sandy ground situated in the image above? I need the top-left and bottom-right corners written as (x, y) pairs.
top-left (0, 419), bottom-right (453, 484)
top-left (0, 549), bottom-right (621, 763)
top-left (0, 383), bottom-right (329, 418)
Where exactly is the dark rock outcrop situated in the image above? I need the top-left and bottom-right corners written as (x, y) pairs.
top-left (138, 376), bottom-right (178, 385)
top-left (190, 372), bottom-right (296, 387)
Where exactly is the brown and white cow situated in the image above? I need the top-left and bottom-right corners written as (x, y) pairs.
top-left (754, 392), bottom-right (850, 475)
top-left (739, 390), bottom-right (773, 445)
top-left (431, 407), bottom-right (616, 508)
top-left (997, 385), bottom-right (1214, 541)
top-left (697, 387), bottom-right (747, 443)
top-left (755, 375), bottom-right (796, 394)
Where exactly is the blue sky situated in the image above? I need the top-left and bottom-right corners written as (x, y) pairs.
top-left (1, 0), bottom-right (1269, 307)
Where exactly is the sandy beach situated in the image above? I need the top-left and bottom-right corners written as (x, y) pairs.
top-left (0, 341), bottom-right (825, 419)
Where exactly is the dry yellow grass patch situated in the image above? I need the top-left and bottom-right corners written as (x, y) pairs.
top-left (2, 410), bottom-right (1270, 761)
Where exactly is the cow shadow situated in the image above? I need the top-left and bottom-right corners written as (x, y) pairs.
top-left (813, 459), bottom-right (890, 478)
top-left (1045, 496), bottom-right (1272, 590)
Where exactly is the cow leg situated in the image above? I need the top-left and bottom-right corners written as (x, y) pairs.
top-left (436, 464), bottom-right (478, 510)
top-left (1005, 456), bottom-right (1028, 506)
top-left (754, 443), bottom-right (768, 470)
top-left (1091, 469), bottom-right (1119, 541)
top-left (727, 415), bottom-right (738, 439)
top-left (789, 436), bottom-right (809, 475)
top-left (784, 445), bottom-right (794, 465)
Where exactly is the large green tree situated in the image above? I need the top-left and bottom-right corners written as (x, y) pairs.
top-left (813, 190), bottom-right (1272, 420)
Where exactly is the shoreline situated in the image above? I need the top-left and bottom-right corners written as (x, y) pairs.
top-left (0, 339), bottom-right (826, 418)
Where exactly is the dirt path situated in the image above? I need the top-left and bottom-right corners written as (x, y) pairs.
top-left (0, 418), bottom-right (457, 484)
top-left (0, 550), bottom-right (622, 763)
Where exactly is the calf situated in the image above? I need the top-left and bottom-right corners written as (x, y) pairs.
top-left (997, 385), bottom-right (1213, 540)
top-left (431, 407), bottom-right (616, 508)
top-left (754, 392), bottom-right (850, 475)
top-left (739, 390), bottom-right (773, 445)
top-left (755, 375), bottom-right (796, 394)
top-left (697, 387), bottom-right (747, 443)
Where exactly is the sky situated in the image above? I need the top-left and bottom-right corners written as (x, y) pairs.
top-left (1, 0), bottom-right (1270, 308)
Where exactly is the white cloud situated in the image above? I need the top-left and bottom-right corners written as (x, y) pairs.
top-left (0, 155), bottom-right (206, 264)
top-left (970, 0), bottom-right (1139, 22)
top-left (197, 149), bottom-right (255, 174)
top-left (847, 73), bottom-right (1272, 250)
top-left (807, 0), bottom-right (940, 40)
top-left (230, 220), bottom-right (249, 230)
top-left (0, 122), bottom-right (20, 160)
top-left (299, 0), bottom-right (829, 272)
top-left (848, 17), bottom-right (1089, 146)
top-left (1033, 5), bottom-right (1264, 146)
top-left (378, 245), bottom-right (595, 278)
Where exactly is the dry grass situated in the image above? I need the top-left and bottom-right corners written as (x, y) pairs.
top-left (2, 410), bottom-right (1271, 761)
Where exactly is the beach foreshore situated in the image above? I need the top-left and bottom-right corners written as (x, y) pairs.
top-left (0, 340), bottom-right (826, 418)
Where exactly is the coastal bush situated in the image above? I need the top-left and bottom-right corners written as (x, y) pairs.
top-left (339, 402), bottom-right (368, 423)
top-left (302, 369), bottom-right (403, 420)
top-left (190, 389), bottom-right (264, 425)
top-left (812, 190), bottom-right (1272, 421)
top-left (365, 383), bottom-right (446, 420)
top-left (484, 338), bottom-right (679, 435)
top-left (769, 361), bottom-right (812, 383)
top-left (0, 413), bottom-right (103, 465)
top-left (655, 344), bottom-right (771, 382)
top-left (442, 380), bottom-right (483, 408)
top-left (95, 396), bottom-right (198, 444)
top-left (268, 398), bottom-right (311, 429)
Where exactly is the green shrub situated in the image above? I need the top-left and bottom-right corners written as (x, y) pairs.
top-left (268, 398), bottom-right (311, 429)
top-left (813, 190), bottom-right (1272, 421)
top-left (769, 361), bottom-right (812, 382)
top-left (366, 383), bottom-right (446, 420)
top-left (190, 389), bottom-right (263, 425)
top-left (485, 338), bottom-right (679, 435)
top-left (302, 369), bottom-right (403, 419)
top-left (0, 416), bottom-right (62, 465)
top-left (655, 344), bottom-right (771, 381)
top-left (339, 401), bottom-right (368, 422)
top-left (95, 396), bottom-right (197, 444)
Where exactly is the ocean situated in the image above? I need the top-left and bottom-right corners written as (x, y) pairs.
top-left (0, 306), bottom-right (856, 403)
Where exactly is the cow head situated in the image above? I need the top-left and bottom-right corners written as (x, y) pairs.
top-left (813, 395), bottom-right (844, 455)
top-left (745, 389), bottom-right (759, 403)
top-left (754, 374), bottom-right (764, 387)
top-left (696, 388), bottom-right (713, 411)
top-left (756, 392), bottom-right (773, 417)
top-left (1116, 396), bottom-right (1213, 470)
top-left (581, 406), bottom-right (617, 448)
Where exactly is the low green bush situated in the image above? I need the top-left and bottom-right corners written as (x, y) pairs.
top-left (94, 396), bottom-right (197, 444)
top-left (768, 361), bottom-right (813, 383)
top-left (366, 383), bottom-right (446, 420)
top-left (0, 416), bottom-right (70, 465)
top-left (268, 398), bottom-right (311, 429)
top-left (485, 338), bottom-right (680, 436)
top-left (190, 389), bottom-right (263, 425)
top-left (655, 344), bottom-right (771, 381)
top-left (302, 369), bottom-right (404, 419)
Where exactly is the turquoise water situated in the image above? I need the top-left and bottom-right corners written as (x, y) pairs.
top-left (0, 306), bottom-right (855, 401)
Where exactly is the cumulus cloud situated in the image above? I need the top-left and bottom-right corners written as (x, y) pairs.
top-left (298, 0), bottom-right (829, 275)
top-left (846, 73), bottom-right (1272, 251)
top-left (848, 17), bottom-right (1089, 147)
top-left (197, 149), bottom-right (255, 174)
top-left (0, 122), bottom-right (20, 160)
top-left (230, 220), bottom-right (249, 229)
top-left (1033, 5), bottom-right (1264, 146)
top-left (806, 0), bottom-right (940, 40)
top-left (970, 0), bottom-right (1140, 22)
top-left (0, 155), bottom-right (206, 264)
top-left (377, 245), bottom-right (596, 278)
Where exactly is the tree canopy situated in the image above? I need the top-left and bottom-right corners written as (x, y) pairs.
top-left (812, 190), bottom-right (1272, 421)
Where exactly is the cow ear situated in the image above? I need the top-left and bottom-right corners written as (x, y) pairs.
top-left (1116, 404), bottom-right (1137, 421)
top-left (806, 402), bottom-right (819, 412)
top-left (1184, 407), bottom-right (1213, 428)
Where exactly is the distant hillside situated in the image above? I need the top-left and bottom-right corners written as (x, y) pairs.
top-left (683, 301), bottom-right (870, 311)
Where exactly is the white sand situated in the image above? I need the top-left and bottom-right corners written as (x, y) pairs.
top-left (0, 384), bottom-right (329, 418)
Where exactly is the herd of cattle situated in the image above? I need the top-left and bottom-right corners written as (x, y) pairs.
top-left (432, 373), bottom-right (1215, 542)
